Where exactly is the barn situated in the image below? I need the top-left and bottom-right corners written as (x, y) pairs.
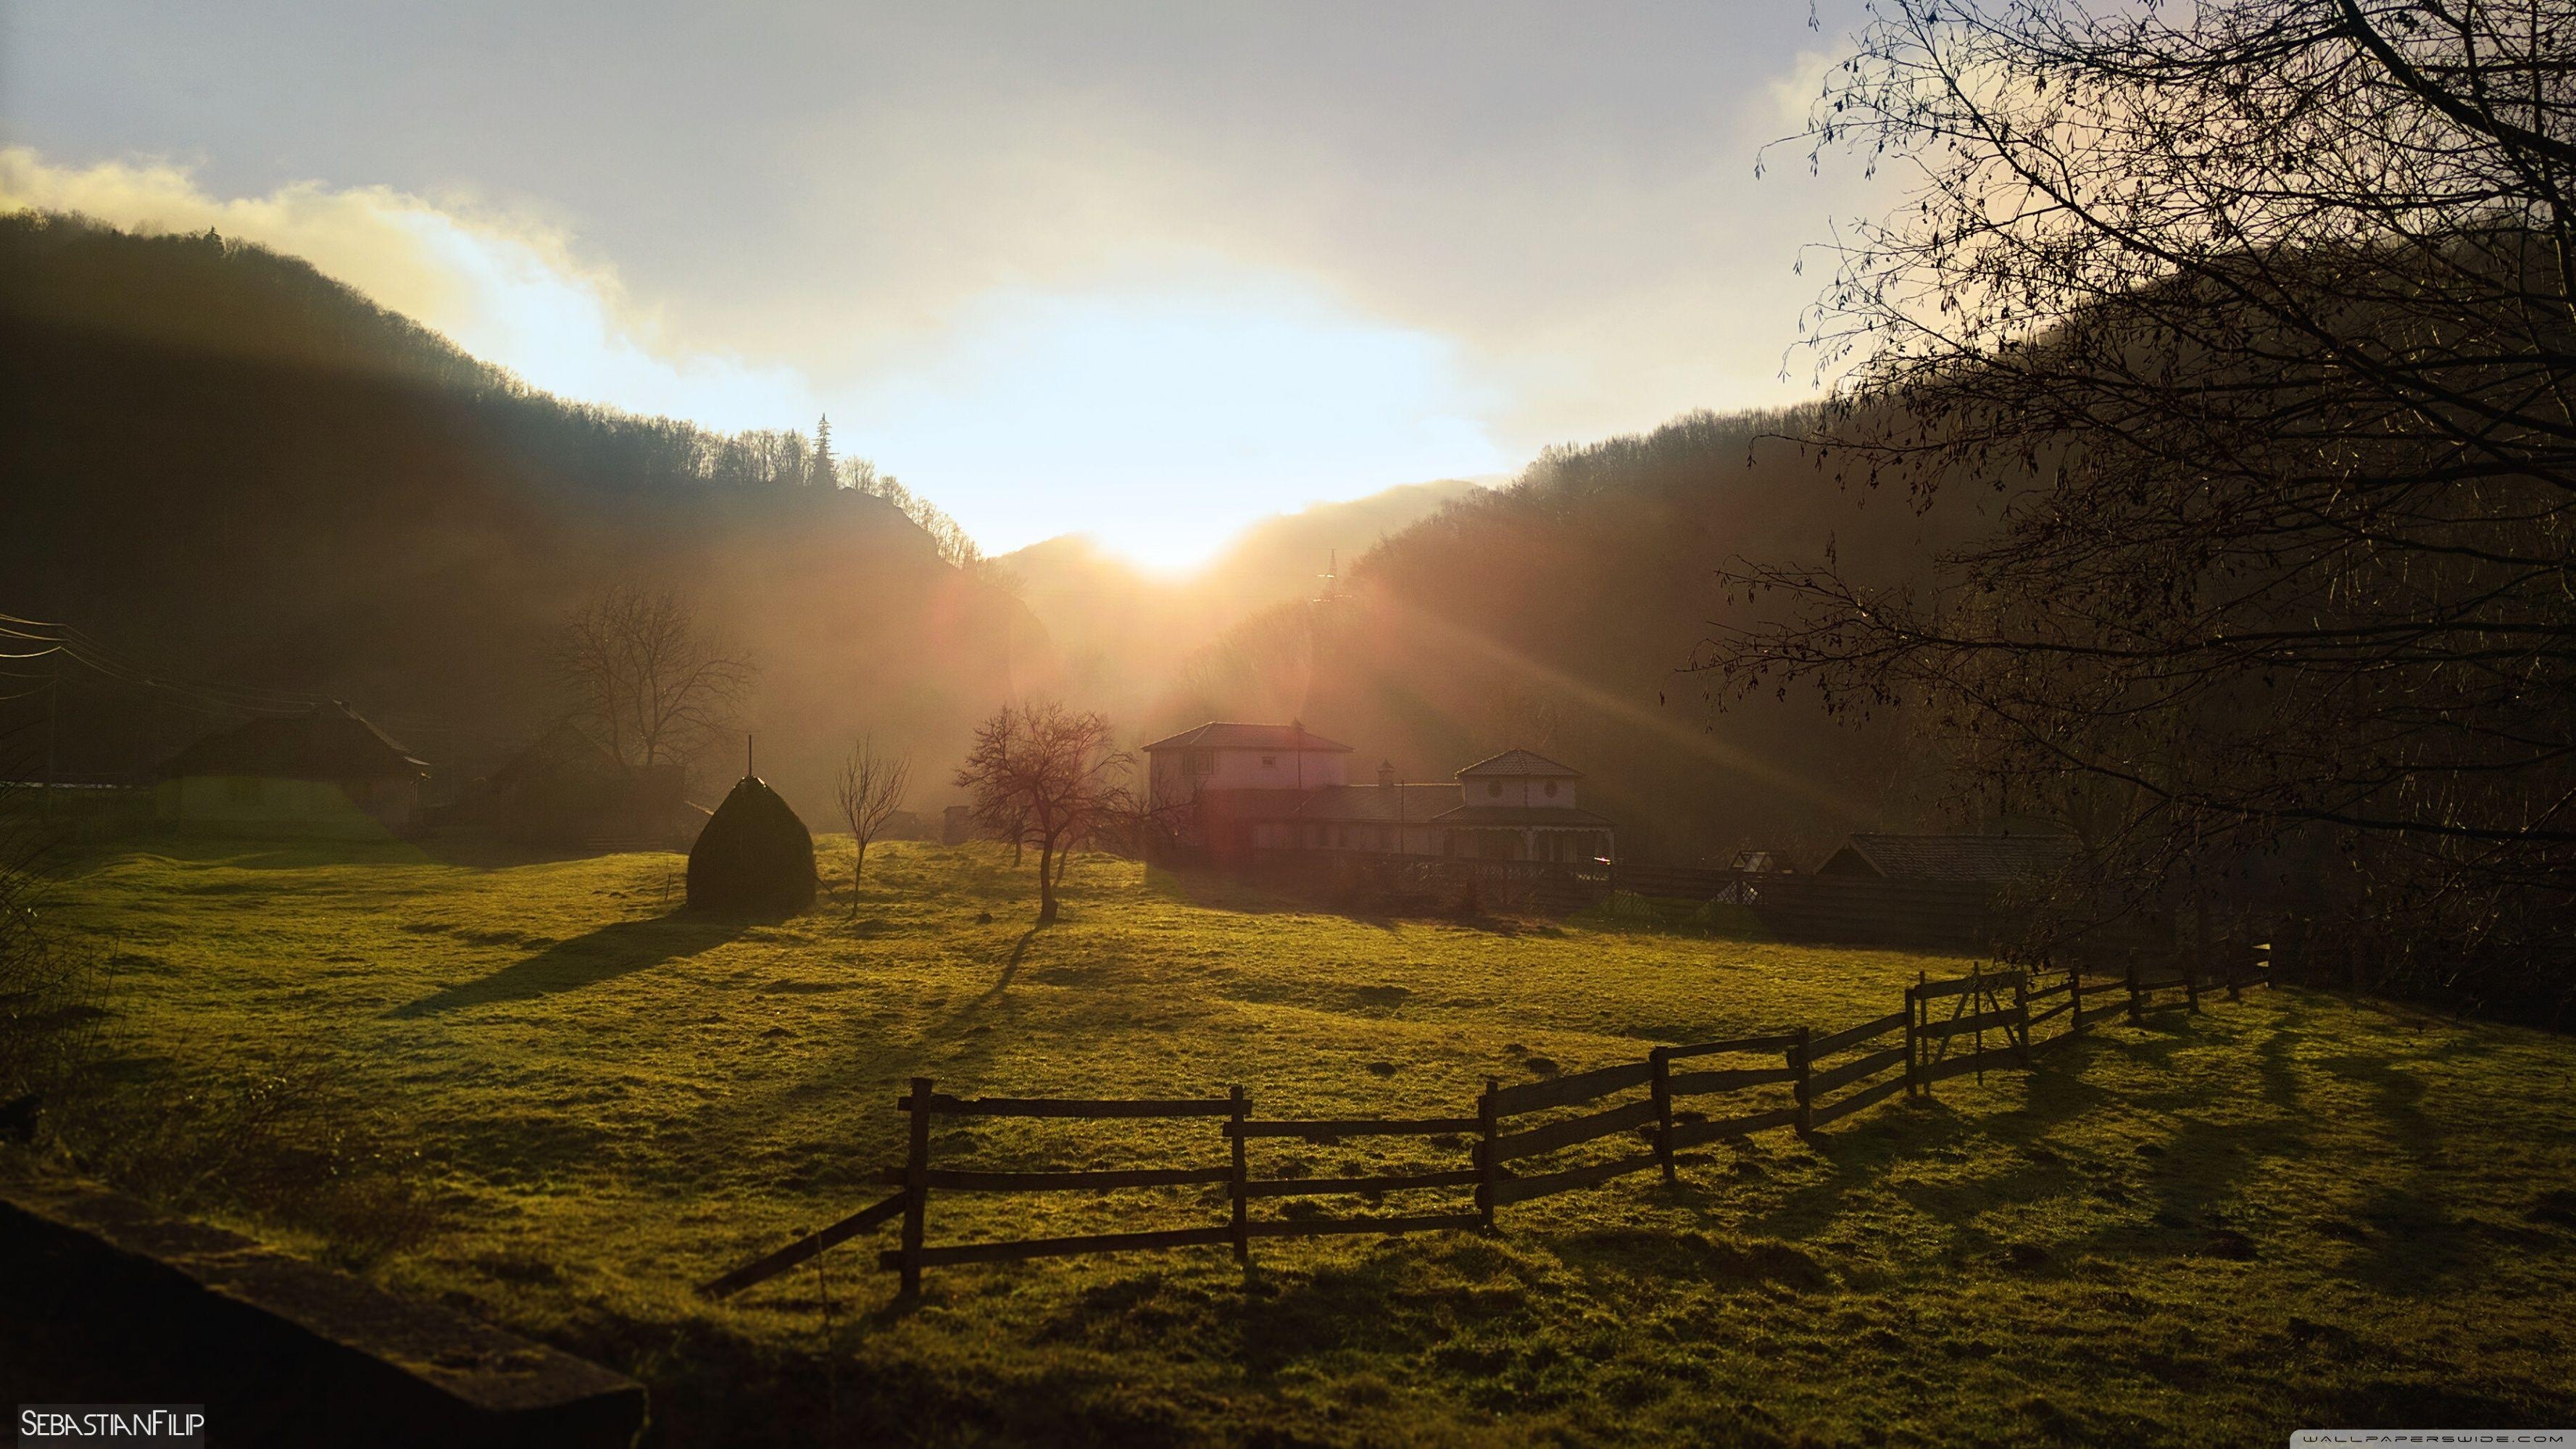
top-left (466, 721), bottom-right (691, 846)
top-left (154, 702), bottom-right (429, 838)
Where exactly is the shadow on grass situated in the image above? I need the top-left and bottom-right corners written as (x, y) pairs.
top-left (947, 929), bottom-right (1042, 1019)
top-left (2311, 1049), bottom-right (2474, 1295)
top-left (1550, 1226), bottom-right (1829, 1292)
top-left (386, 913), bottom-right (747, 1016)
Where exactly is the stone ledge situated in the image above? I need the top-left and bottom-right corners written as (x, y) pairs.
top-left (0, 1170), bottom-right (646, 1448)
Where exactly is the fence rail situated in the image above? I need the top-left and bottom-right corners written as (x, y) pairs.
top-left (701, 944), bottom-right (2280, 1302)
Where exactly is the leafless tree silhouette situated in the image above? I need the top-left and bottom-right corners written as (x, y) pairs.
top-left (1703, 0), bottom-right (2576, 1017)
top-left (955, 702), bottom-right (1130, 926)
top-left (834, 734), bottom-right (910, 898)
top-left (551, 584), bottom-right (755, 773)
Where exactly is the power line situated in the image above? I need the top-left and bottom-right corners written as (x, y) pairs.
top-left (0, 607), bottom-right (508, 750)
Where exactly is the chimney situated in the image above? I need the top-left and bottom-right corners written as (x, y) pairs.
top-left (1378, 760), bottom-right (1397, 790)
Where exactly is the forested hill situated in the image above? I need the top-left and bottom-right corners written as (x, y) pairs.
top-left (0, 212), bottom-right (1033, 810)
top-left (1152, 410), bottom-right (2002, 865)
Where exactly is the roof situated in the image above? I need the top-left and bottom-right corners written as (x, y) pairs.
top-left (486, 720), bottom-right (620, 789)
top-left (1455, 749), bottom-right (1582, 779)
top-left (1288, 783), bottom-right (1465, 823)
top-left (1140, 721), bottom-right (1353, 753)
top-left (159, 702), bottom-right (428, 781)
top-left (1429, 804), bottom-right (1616, 828)
top-left (1820, 833), bottom-right (2081, 883)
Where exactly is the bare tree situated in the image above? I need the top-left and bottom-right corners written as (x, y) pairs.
top-left (1703, 0), bottom-right (2576, 1017)
top-left (834, 734), bottom-right (910, 898)
top-left (954, 702), bottom-right (1131, 926)
top-left (551, 584), bottom-right (755, 773)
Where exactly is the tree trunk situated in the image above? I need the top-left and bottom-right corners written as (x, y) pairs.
top-left (1036, 836), bottom-right (1058, 926)
top-left (851, 836), bottom-right (867, 910)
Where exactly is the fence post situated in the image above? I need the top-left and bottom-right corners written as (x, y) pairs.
top-left (2194, 890), bottom-right (2212, 998)
top-left (899, 1075), bottom-right (933, 1299)
top-left (1791, 1026), bottom-right (1813, 1140)
top-left (1905, 976), bottom-right (1922, 1097)
top-left (1228, 1084), bottom-right (1250, 1264)
top-left (2012, 973), bottom-right (2031, 1068)
top-left (1476, 1077), bottom-right (1501, 1232)
top-left (1974, 963), bottom-right (1988, 1086)
top-left (2126, 960), bottom-right (2143, 1025)
top-left (1650, 1047), bottom-right (1677, 1184)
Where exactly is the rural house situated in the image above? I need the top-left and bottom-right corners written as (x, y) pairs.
top-left (154, 702), bottom-right (429, 837)
top-left (1142, 721), bottom-right (1355, 861)
top-left (1142, 723), bottom-right (1614, 865)
top-left (1431, 749), bottom-right (1616, 863)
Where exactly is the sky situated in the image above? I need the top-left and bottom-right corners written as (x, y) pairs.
top-left (0, 1), bottom-right (1890, 567)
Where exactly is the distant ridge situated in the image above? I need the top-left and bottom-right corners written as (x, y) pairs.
top-left (0, 211), bottom-right (1032, 807)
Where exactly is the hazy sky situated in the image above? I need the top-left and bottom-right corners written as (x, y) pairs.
top-left (1, 1), bottom-right (1889, 565)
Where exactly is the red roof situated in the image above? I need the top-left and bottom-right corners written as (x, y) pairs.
top-left (1140, 721), bottom-right (1353, 753)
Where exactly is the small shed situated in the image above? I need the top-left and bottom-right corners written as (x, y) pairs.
top-left (470, 721), bottom-right (690, 846)
top-left (156, 702), bottom-right (429, 838)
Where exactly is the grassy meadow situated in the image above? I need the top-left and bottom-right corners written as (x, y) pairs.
top-left (25, 835), bottom-right (2576, 1446)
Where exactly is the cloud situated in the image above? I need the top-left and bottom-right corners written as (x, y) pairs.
top-left (0, 147), bottom-right (1512, 565)
top-left (1769, 50), bottom-right (1842, 135)
top-left (849, 275), bottom-right (1511, 565)
top-left (0, 146), bottom-right (817, 430)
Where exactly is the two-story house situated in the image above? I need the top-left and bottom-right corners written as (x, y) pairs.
top-left (1432, 749), bottom-right (1616, 863)
top-left (1141, 723), bottom-right (1613, 865)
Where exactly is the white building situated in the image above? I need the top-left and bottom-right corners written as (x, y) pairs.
top-left (1431, 750), bottom-right (1616, 863)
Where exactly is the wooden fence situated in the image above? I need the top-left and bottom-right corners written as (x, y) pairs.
top-left (701, 944), bottom-right (2278, 1302)
top-left (1246, 850), bottom-right (2075, 950)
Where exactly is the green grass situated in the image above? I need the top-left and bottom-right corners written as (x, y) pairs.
top-left (28, 835), bottom-right (2576, 1446)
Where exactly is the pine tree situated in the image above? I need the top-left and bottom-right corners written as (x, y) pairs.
top-left (812, 413), bottom-right (834, 489)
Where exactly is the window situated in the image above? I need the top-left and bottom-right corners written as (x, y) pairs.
top-left (1185, 750), bottom-right (1214, 776)
top-left (1487, 780), bottom-right (1502, 797)
top-left (1543, 780), bottom-right (1558, 798)
top-left (1260, 754), bottom-right (1277, 768)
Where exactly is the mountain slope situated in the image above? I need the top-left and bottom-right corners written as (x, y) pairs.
top-left (1150, 410), bottom-right (2000, 864)
top-left (0, 212), bottom-right (1033, 811)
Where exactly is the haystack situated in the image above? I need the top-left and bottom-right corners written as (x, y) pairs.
top-left (686, 776), bottom-right (816, 916)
